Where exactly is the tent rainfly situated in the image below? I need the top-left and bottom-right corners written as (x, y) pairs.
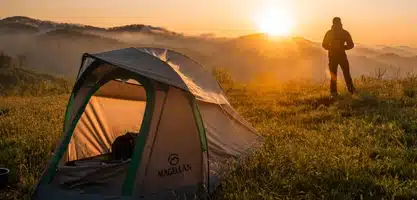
top-left (32, 47), bottom-right (263, 200)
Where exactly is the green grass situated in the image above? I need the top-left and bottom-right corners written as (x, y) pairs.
top-left (0, 67), bottom-right (71, 96)
top-left (0, 95), bottom-right (68, 199)
top-left (2, 76), bottom-right (417, 199)
top-left (218, 77), bottom-right (417, 199)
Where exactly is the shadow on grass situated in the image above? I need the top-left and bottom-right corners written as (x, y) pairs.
top-left (296, 92), bottom-right (382, 111)
top-left (277, 96), bottom-right (336, 108)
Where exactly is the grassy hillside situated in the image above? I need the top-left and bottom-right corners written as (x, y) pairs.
top-left (2, 72), bottom-right (417, 199)
top-left (0, 95), bottom-right (68, 199)
top-left (0, 67), bottom-right (71, 96)
top-left (218, 76), bottom-right (417, 199)
top-left (0, 52), bottom-right (71, 96)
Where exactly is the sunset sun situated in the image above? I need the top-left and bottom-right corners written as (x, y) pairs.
top-left (255, 8), bottom-right (295, 37)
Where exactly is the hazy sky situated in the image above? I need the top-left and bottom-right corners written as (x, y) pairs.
top-left (2, 0), bottom-right (417, 46)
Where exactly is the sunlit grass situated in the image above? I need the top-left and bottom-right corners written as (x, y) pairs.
top-left (2, 71), bottom-right (417, 199)
top-left (216, 74), bottom-right (417, 199)
top-left (0, 95), bottom-right (68, 199)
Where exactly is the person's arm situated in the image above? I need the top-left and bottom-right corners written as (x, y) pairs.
top-left (345, 31), bottom-right (354, 50)
top-left (322, 31), bottom-right (330, 50)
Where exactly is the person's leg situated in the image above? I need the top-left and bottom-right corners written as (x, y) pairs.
top-left (340, 58), bottom-right (356, 94)
top-left (329, 58), bottom-right (338, 96)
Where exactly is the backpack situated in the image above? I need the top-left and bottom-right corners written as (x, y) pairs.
top-left (111, 132), bottom-right (137, 160)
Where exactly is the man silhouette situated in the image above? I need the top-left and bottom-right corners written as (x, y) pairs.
top-left (322, 17), bottom-right (356, 97)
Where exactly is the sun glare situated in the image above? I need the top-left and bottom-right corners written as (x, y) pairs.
top-left (255, 8), bottom-right (295, 37)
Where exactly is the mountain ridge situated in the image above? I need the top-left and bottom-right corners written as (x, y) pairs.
top-left (0, 16), bottom-right (178, 36)
top-left (1, 16), bottom-right (417, 82)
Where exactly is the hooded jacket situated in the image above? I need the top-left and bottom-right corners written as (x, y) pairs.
top-left (322, 24), bottom-right (354, 57)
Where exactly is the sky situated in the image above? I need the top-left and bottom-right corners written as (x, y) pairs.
top-left (1, 0), bottom-right (417, 46)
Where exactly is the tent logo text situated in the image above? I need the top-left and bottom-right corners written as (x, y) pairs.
top-left (157, 153), bottom-right (192, 177)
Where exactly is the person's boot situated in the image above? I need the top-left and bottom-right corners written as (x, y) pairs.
top-left (349, 86), bottom-right (357, 95)
top-left (330, 92), bottom-right (339, 99)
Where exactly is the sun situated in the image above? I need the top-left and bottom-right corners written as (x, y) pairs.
top-left (254, 8), bottom-right (295, 37)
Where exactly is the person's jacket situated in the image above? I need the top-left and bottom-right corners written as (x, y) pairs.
top-left (322, 25), bottom-right (354, 56)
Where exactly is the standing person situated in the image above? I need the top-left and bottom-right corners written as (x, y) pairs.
top-left (322, 17), bottom-right (356, 97)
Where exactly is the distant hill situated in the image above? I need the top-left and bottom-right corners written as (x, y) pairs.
top-left (224, 33), bottom-right (320, 54)
top-left (1, 16), bottom-right (104, 31)
top-left (0, 52), bottom-right (71, 96)
top-left (0, 21), bottom-right (39, 34)
top-left (397, 46), bottom-right (417, 55)
top-left (351, 46), bottom-right (381, 57)
top-left (0, 16), bottom-right (178, 36)
top-left (379, 46), bottom-right (416, 57)
top-left (208, 33), bottom-right (325, 81)
top-left (108, 24), bottom-right (180, 36)
top-left (226, 33), bottom-right (285, 50)
top-left (40, 28), bottom-right (123, 44)
top-left (212, 33), bottom-right (417, 81)
top-left (375, 52), bottom-right (417, 72)
top-left (377, 52), bottom-right (403, 59)
top-left (1, 16), bottom-right (417, 82)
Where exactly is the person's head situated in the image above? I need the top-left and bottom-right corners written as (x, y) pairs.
top-left (332, 17), bottom-right (343, 29)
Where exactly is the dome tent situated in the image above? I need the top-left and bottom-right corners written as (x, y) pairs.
top-left (32, 47), bottom-right (263, 199)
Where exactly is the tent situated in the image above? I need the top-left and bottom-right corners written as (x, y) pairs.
top-left (32, 47), bottom-right (263, 199)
